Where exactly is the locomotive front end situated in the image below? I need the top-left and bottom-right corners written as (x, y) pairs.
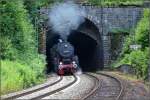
top-left (58, 59), bottom-right (78, 75)
top-left (51, 39), bottom-right (79, 75)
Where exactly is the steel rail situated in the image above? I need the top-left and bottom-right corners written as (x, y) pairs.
top-left (96, 72), bottom-right (124, 100)
top-left (82, 72), bottom-right (124, 100)
top-left (81, 73), bottom-right (101, 100)
top-left (1, 76), bottom-right (63, 100)
top-left (31, 74), bottom-right (77, 100)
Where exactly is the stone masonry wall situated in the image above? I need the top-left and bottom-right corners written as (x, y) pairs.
top-left (78, 6), bottom-right (143, 67)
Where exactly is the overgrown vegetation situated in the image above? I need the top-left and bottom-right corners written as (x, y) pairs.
top-left (0, 0), bottom-right (52, 95)
top-left (87, 0), bottom-right (144, 6)
top-left (0, 0), bottom-right (149, 95)
top-left (1, 59), bottom-right (45, 94)
top-left (114, 9), bottom-right (150, 80)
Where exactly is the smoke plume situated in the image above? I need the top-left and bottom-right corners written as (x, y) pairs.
top-left (49, 1), bottom-right (85, 40)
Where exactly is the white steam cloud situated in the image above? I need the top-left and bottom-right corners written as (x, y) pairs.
top-left (49, 1), bottom-right (86, 39)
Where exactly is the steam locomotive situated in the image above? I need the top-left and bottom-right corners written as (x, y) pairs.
top-left (51, 39), bottom-right (79, 75)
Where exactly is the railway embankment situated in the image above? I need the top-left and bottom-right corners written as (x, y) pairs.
top-left (104, 71), bottom-right (150, 100)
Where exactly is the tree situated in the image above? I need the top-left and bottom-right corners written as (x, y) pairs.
top-left (0, 0), bottom-right (36, 60)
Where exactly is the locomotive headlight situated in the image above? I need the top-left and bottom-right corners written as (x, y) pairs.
top-left (72, 61), bottom-right (76, 64)
top-left (72, 61), bottom-right (77, 68)
top-left (59, 62), bottom-right (63, 69)
top-left (59, 62), bottom-right (63, 65)
top-left (73, 64), bottom-right (77, 68)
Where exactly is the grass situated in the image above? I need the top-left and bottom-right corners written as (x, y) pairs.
top-left (0, 60), bottom-right (45, 95)
top-left (87, 0), bottom-right (144, 6)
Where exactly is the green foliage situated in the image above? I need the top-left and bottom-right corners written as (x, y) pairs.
top-left (24, 0), bottom-right (55, 9)
top-left (135, 9), bottom-right (150, 48)
top-left (116, 48), bottom-right (149, 79)
top-left (0, 0), bottom-right (46, 95)
top-left (87, 0), bottom-right (144, 6)
top-left (23, 0), bottom-right (60, 51)
top-left (1, 60), bottom-right (45, 95)
top-left (114, 9), bottom-right (150, 80)
top-left (0, 0), bottom-right (36, 60)
top-left (0, 36), bottom-right (17, 59)
top-left (120, 9), bottom-right (150, 55)
top-left (23, 0), bottom-right (62, 22)
top-left (121, 35), bottom-right (132, 55)
top-left (23, 0), bottom-right (55, 22)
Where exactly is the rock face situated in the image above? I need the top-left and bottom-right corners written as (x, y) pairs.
top-left (117, 64), bottom-right (136, 74)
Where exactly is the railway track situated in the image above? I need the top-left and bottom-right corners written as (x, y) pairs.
top-left (1, 72), bottom-right (125, 100)
top-left (42, 73), bottom-right (99, 99)
top-left (1, 75), bottom-right (77, 100)
top-left (83, 72), bottom-right (125, 100)
top-left (81, 73), bottom-right (100, 100)
top-left (31, 75), bottom-right (77, 100)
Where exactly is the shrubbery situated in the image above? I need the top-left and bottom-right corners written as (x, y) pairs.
top-left (0, 0), bottom-right (36, 60)
top-left (114, 9), bottom-right (150, 80)
top-left (0, 0), bottom-right (47, 95)
top-left (87, 0), bottom-right (144, 6)
top-left (1, 59), bottom-right (45, 95)
top-left (116, 48), bottom-right (149, 79)
top-left (135, 9), bottom-right (150, 48)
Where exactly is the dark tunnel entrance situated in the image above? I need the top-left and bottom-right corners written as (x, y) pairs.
top-left (46, 18), bottom-right (104, 73)
top-left (68, 31), bottom-right (102, 71)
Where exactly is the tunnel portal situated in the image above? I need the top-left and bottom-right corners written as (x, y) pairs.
top-left (46, 18), bottom-right (104, 72)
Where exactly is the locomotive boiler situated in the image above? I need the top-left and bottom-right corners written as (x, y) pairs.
top-left (51, 39), bottom-right (79, 75)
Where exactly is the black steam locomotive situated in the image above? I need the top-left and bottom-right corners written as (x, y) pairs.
top-left (51, 39), bottom-right (79, 75)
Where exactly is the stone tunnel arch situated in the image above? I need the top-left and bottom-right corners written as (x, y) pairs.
top-left (46, 17), bottom-right (104, 73)
top-left (39, 6), bottom-right (143, 70)
top-left (68, 18), bottom-right (103, 71)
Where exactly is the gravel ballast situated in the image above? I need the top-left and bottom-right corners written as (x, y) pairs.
top-left (16, 76), bottom-right (74, 99)
top-left (42, 74), bottom-right (96, 99)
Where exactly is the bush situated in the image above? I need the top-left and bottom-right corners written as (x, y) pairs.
top-left (114, 9), bottom-right (150, 80)
top-left (0, 0), bottom-right (46, 95)
top-left (0, 0), bottom-right (36, 60)
top-left (135, 9), bottom-right (150, 48)
top-left (0, 60), bottom-right (45, 95)
top-left (116, 49), bottom-right (149, 79)
top-left (87, 0), bottom-right (144, 6)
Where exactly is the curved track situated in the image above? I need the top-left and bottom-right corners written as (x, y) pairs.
top-left (1, 76), bottom-right (62, 100)
top-left (31, 75), bottom-right (77, 100)
top-left (1, 75), bottom-right (77, 100)
top-left (42, 73), bottom-right (98, 99)
top-left (83, 72), bottom-right (124, 100)
top-left (1, 72), bottom-right (124, 100)
top-left (81, 73), bottom-right (100, 100)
